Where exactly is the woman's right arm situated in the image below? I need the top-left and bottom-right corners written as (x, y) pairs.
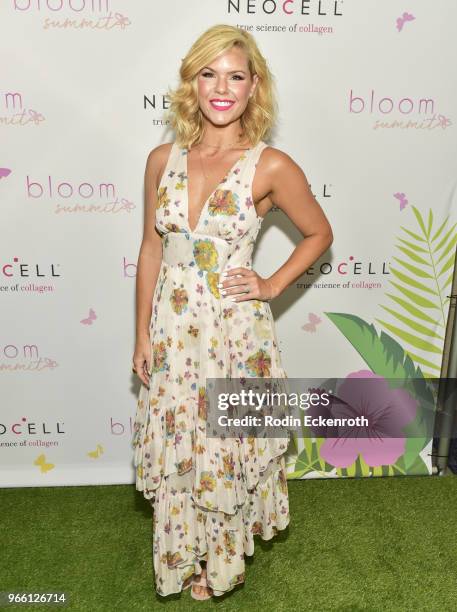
top-left (132, 145), bottom-right (167, 388)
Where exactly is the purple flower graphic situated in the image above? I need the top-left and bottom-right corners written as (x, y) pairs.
top-left (310, 370), bottom-right (418, 468)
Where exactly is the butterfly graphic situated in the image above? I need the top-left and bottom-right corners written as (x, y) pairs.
top-left (0, 168), bottom-right (11, 180)
top-left (393, 192), bottom-right (408, 211)
top-left (34, 453), bottom-right (55, 473)
top-left (301, 313), bottom-right (322, 333)
top-left (81, 308), bottom-right (97, 325)
top-left (437, 114), bottom-right (452, 128)
top-left (396, 11), bottom-right (415, 32)
top-left (87, 444), bottom-right (104, 459)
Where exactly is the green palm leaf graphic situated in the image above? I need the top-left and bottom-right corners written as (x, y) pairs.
top-left (400, 227), bottom-right (426, 242)
top-left (322, 313), bottom-right (435, 472)
top-left (289, 207), bottom-right (455, 479)
top-left (379, 306), bottom-right (445, 340)
top-left (379, 206), bottom-right (456, 375)
top-left (384, 293), bottom-right (439, 323)
top-left (391, 257), bottom-right (434, 278)
top-left (397, 238), bottom-right (429, 253)
top-left (433, 221), bottom-right (457, 253)
top-left (430, 214), bottom-right (449, 242)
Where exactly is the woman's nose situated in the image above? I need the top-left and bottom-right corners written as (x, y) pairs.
top-left (215, 79), bottom-right (228, 94)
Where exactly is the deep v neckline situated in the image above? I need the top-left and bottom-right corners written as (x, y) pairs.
top-left (184, 144), bottom-right (252, 234)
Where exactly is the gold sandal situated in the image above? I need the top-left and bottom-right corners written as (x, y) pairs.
top-left (191, 572), bottom-right (213, 600)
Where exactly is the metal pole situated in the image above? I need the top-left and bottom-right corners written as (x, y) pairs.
top-left (435, 245), bottom-right (457, 475)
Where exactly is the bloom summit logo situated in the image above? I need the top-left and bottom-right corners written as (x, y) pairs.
top-left (0, 91), bottom-right (45, 127)
top-left (12, 0), bottom-right (131, 31)
top-left (26, 174), bottom-right (135, 214)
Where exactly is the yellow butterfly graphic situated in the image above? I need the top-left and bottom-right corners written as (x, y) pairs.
top-left (34, 454), bottom-right (55, 473)
top-left (87, 444), bottom-right (104, 459)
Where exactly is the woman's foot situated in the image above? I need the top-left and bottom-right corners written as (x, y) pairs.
top-left (191, 567), bottom-right (213, 600)
top-left (182, 574), bottom-right (194, 591)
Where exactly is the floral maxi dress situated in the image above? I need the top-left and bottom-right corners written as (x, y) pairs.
top-left (133, 139), bottom-right (290, 597)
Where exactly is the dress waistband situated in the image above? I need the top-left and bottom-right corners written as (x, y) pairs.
top-left (161, 232), bottom-right (233, 273)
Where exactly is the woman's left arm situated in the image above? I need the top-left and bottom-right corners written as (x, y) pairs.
top-left (221, 148), bottom-right (334, 302)
top-left (261, 148), bottom-right (334, 299)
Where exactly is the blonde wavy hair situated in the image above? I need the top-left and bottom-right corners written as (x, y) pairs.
top-left (165, 24), bottom-right (278, 149)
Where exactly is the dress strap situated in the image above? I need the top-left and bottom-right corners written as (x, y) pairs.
top-left (159, 141), bottom-right (182, 190)
top-left (244, 140), bottom-right (269, 183)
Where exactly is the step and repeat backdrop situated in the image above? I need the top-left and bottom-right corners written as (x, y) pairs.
top-left (1, 1), bottom-right (456, 487)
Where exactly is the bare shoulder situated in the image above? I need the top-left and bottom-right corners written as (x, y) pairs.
top-left (256, 145), bottom-right (306, 200)
top-left (146, 142), bottom-right (173, 168)
top-left (259, 144), bottom-right (301, 174)
top-left (145, 142), bottom-right (174, 190)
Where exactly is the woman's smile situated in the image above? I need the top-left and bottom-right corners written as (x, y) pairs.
top-left (209, 99), bottom-right (236, 111)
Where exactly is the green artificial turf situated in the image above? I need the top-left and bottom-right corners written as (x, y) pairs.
top-left (1, 475), bottom-right (457, 611)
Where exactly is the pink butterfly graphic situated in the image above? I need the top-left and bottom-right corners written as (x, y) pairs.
top-left (81, 308), bottom-right (97, 325)
top-left (393, 192), bottom-right (408, 211)
top-left (396, 12), bottom-right (415, 32)
top-left (0, 168), bottom-right (12, 180)
top-left (301, 313), bottom-right (322, 333)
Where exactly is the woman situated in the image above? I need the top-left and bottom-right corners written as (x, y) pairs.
top-left (132, 24), bottom-right (333, 600)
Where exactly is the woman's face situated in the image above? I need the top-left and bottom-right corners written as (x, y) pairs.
top-left (196, 45), bottom-right (258, 130)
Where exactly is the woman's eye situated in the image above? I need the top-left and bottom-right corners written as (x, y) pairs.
top-left (200, 72), bottom-right (244, 80)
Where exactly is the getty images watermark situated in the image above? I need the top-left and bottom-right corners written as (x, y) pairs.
top-left (216, 386), bottom-right (369, 427)
top-left (202, 373), bottom-right (457, 439)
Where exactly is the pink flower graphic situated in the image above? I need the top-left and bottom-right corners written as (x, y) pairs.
top-left (312, 370), bottom-right (418, 468)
